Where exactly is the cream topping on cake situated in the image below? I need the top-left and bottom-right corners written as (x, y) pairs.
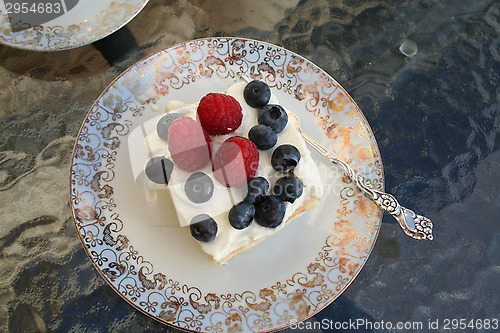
top-left (133, 82), bottom-right (323, 264)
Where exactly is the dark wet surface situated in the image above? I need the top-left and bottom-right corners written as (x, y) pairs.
top-left (1, 0), bottom-right (498, 332)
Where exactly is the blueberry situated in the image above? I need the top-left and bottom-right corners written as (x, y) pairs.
top-left (157, 113), bottom-right (183, 141)
top-left (248, 125), bottom-right (277, 150)
top-left (244, 80), bottom-right (271, 108)
top-left (258, 104), bottom-right (288, 133)
top-left (273, 176), bottom-right (304, 203)
top-left (244, 176), bottom-right (269, 204)
top-left (145, 156), bottom-right (174, 184)
top-left (184, 172), bottom-right (214, 203)
top-left (190, 214), bottom-right (218, 242)
top-left (228, 201), bottom-right (255, 230)
top-left (271, 144), bottom-right (301, 173)
top-left (254, 196), bottom-right (286, 228)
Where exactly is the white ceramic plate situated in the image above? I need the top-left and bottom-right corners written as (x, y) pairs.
top-left (0, 0), bottom-right (149, 51)
top-left (70, 37), bottom-right (384, 332)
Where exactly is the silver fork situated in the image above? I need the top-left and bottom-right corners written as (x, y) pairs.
top-left (287, 111), bottom-right (433, 240)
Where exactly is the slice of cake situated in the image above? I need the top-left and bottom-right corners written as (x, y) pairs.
top-left (139, 81), bottom-right (323, 264)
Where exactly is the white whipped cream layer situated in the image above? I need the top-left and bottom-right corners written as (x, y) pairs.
top-left (130, 82), bottom-right (323, 263)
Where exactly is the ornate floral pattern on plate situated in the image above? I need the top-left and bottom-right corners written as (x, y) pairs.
top-left (70, 37), bottom-right (384, 332)
top-left (0, 0), bottom-right (149, 51)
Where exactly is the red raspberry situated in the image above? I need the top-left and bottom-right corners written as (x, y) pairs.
top-left (213, 136), bottom-right (259, 187)
top-left (197, 93), bottom-right (243, 135)
top-left (167, 117), bottom-right (211, 172)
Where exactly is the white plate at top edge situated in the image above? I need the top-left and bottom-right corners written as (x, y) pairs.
top-left (0, 0), bottom-right (149, 51)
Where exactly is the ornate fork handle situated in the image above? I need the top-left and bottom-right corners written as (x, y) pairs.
top-left (300, 124), bottom-right (434, 241)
